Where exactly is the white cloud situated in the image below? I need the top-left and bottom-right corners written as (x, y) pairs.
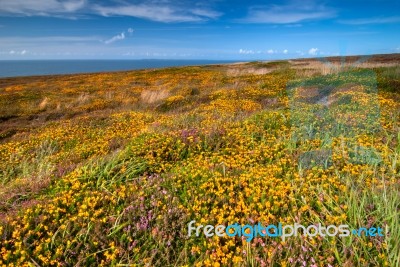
top-left (127, 28), bottom-right (134, 34)
top-left (267, 49), bottom-right (276, 54)
top-left (239, 49), bottom-right (255, 54)
top-left (283, 49), bottom-right (288, 54)
top-left (104, 32), bottom-right (125, 44)
top-left (338, 16), bottom-right (400, 25)
top-left (0, 0), bottom-right (86, 16)
top-left (0, 1), bottom-right (221, 23)
top-left (308, 48), bottom-right (319, 55)
top-left (63, 0), bottom-right (85, 12)
top-left (8, 49), bottom-right (27, 55)
top-left (296, 50), bottom-right (305, 56)
top-left (123, 51), bottom-right (135, 56)
top-left (190, 8), bottom-right (222, 19)
top-left (93, 4), bottom-right (221, 23)
top-left (241, 2), bottom-right (336, 24)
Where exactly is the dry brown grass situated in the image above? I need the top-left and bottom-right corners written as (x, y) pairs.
top-left (296, 86), bottom-right (320, 98)
top-left (0, 176), bottom-right (51, 214)
top-left (140, 89), bottom-right (170, 104)
top-left (226, 66), bottom-right (272, 76)
top-left (38, 97), bottom-right (49, 111)
top-left (290, 54), bottom-right (400, 77)
top-left (294, 83), bottom-right (369, 107)
top-left (224, 61), bottom-right (290, 76)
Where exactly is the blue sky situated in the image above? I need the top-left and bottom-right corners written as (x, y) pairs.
top-left (0, 0), bottom-right (399, 60)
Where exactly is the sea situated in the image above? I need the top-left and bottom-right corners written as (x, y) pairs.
top-left (0, 59), bottom-right (239, 78)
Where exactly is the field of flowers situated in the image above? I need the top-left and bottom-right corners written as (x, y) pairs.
top-left (0, 60), bottom-right (399, 266)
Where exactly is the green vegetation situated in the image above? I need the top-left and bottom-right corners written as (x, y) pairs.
top-left (0, 60), bottom-right (399, 266)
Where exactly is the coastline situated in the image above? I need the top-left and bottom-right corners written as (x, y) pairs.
top-left (0, 59), bottom-right (242, 79)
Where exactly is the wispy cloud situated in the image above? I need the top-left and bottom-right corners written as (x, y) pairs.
top-left (104, 27), bottom-right (135, 44)
top-left (0, 0), bottom-right (86, 17)
top-left (239, 49), bottom-right (254, 54)
top-left (308, 48), bottom-right (319, 55)
top-left (338, 16), bottom-right (400, 25)
top-left (93, 4), bottom-right (221, 23)
top-left (0, 0), bottom-right (221, 23)
top-left (240, 49), bottom-right (288, 55)
top-left (240, 1), bottom-right (336, 24)
top-left (104, 32), bottom-right (125, 44)
top-left (190, 8), bottom-right (222, 19)
top-left (9, 49), bottom-right (27, 55)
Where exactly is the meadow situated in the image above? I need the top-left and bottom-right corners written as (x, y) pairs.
top-left (0, 56), bottom-right (399, 266)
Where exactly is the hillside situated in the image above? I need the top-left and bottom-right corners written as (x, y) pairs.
top-left (0, 55), bottom-right (399, 266)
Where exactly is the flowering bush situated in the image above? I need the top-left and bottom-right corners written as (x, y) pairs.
top-left (0, 63), bottom-right (399, 266)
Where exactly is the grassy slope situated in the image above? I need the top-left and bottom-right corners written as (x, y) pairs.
top-left (0, 59), bottom-right (399, 266)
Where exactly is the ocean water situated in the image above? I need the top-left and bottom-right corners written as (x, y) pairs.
top-left (0, 59), bottom-right (238, 78)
